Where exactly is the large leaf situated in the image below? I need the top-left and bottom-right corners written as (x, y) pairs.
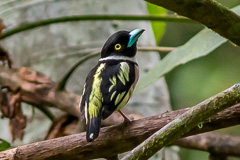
top-left (136, 5), bottom-right (240, 92)
top-left (0, 138), bottom-right (11, 151)
top-left (147, 3), bottom-right (166, 43)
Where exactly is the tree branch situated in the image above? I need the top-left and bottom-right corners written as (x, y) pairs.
top-left (122, 84), bottom-right (240, 159)
top-left (1, 68), bottom-right (240, 159)
top-left (145, 0), bottom-right (240, 46)
top-left (0, 15), bottom-right (192, 40)
top-left (0, 104), bottom-right (240, 159)
top-left (175, 132), bottom-right (240, 157)
top-left (0, 67), bottom-right (80, 117)
top-left (0, 67), bottom-right (139, 126)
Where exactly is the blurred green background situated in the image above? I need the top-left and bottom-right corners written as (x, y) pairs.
top-left (160, 0), bottom-right (240, 159)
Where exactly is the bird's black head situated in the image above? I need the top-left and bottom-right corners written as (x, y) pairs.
top-left (100, 29), bottom-right (145, 58)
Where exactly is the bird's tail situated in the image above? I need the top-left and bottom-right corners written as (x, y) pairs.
top-left (86, 115), bottom-right (102, 142)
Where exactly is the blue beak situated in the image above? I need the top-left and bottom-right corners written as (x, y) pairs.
top-left (127, 29), bottom-right (145, 48)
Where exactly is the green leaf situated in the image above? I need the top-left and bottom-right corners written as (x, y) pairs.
top-left (0, 138), bottom-right (11, 151)
top-left (136, 29), bottom-right (226, 91)
top-left (147, 3), bottom-right (166, 43)
top-left (136, 5), bottom-right (240, 92)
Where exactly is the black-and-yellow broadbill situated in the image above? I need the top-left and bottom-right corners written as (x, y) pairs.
top-left (80, 29), bottom-right (144, 142)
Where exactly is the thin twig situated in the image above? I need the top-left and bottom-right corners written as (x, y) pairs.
top-left (0, 15), bottom-right (193, 40)
top-left (56, 50), bottom-right (100, 91)
top-left (35, 105), bottom-right (54, 121)
top-left (31, 46), bottom-right (174, 65)
top-left (138, 46), bottom-right (175, 52)
top-left (56, 46), bottom-right (174, 91)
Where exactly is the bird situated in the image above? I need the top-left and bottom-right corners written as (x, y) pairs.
top-left (79, 28), bottom-right (144, 142)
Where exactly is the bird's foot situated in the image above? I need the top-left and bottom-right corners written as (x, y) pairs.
top-left (118, 110), bottom-right (132, 122)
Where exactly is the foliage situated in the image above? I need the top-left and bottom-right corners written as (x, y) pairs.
top-left (136, 5), bottom-right (240, 91)
top-left (136, 28), bottom-right (226, 91)
top-left (0, 138), bottom-right (10, 151)
top-left (147, 3), bottom-right (166, 43)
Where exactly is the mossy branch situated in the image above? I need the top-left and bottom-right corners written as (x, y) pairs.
top-left (0, 104), bottom-right (240, 159)
top-left (122, 84), bottom-right (240, 159)
top-left (1, 68), bottom-right (240, 159)
top-left (0, 15), bottom-right (193, 40)
top-left (145, 0), bottom-right (240, 46)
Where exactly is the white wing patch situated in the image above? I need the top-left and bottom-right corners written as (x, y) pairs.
top-left (79, 83), bottom-right (86, 108)
top-left (85, 102), bottom-right (88, 123)
top-left (89, 133), bottom-right (94, 139)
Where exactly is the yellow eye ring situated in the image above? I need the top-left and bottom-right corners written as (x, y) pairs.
top-left (115, 44), bottom-right (122, 50)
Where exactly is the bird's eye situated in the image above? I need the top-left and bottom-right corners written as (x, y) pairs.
top-left (114, 44), bottom-right (122, 50)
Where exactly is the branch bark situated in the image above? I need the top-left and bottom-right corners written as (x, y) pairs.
top-left (122, 84), bottom-right (240, 159)
top-left (0, 104), bottom-right (240, 159)
top-left (1, 68), bottom-right (240, 159)
top-left (0, 67), bottom-right (80, 117)
top-left (175, 132), bottom-right (240, 157)
top-left (146, 0), bottom-right (240, 46)
top-left (0, 67), bottom-right (147, 126)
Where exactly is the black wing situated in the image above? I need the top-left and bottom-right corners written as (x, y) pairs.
top-left (100, 61), bottom-right (138, 119)
top-left (79, 63), bottom-right (105, 142)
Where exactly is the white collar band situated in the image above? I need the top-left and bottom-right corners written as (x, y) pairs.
top-left (99, 56), bottom-right (137, 63)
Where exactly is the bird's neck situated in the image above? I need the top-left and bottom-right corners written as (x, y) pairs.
top-left (98, 55), bottom-right (137, 63)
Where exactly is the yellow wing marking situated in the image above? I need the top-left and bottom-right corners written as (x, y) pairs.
top-left (115, 91), bottom-right (126, 106)
top-left (120, 62), bottom-right (130, 81)
top-left (88, 63), bottom-right (105, 118)
top-left (116, 85), bottom-right (134, 110)
top-left (118, 62), bottom-right (130, 85)
top-left (111, 91), bottom-right (117, 101)
top-left (116, 64), bottom-right (138, 110)
top-left (109, 76), bottom-right (117, 92)
top-left (118, 72), bottom-right (125, 85)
